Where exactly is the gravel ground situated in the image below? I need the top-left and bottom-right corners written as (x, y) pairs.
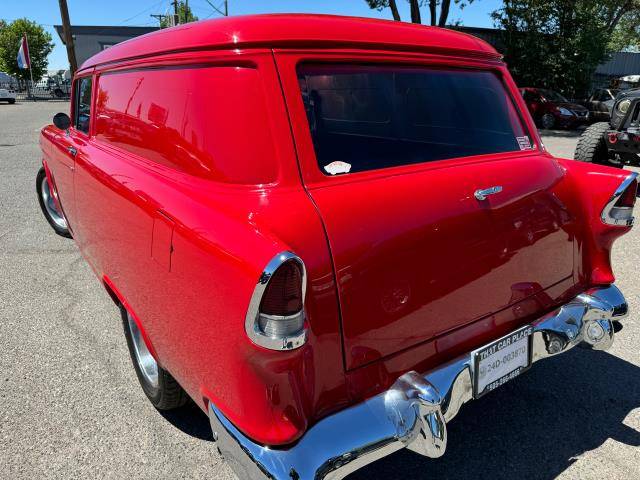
top-left (1, 102), bottom-right (638, 480)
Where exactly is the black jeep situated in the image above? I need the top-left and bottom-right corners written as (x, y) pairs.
top-left (574, 89), bottom-right (640, 168)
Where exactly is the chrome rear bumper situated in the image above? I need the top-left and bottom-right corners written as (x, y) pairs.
top-left (209, 285), bottom-right (628, 480)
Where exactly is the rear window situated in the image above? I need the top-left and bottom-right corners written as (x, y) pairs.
top-left (297, 65), bottom-right (531, 175)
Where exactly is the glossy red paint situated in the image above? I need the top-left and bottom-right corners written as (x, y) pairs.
top-left (80, 14), bottom-right (499, 71)
top-left (39, 14), bottom-right (633, 447)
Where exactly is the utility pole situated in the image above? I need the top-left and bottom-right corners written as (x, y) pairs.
top-left (204, 0), bottom-right (229, 16)
top-left (150, 14), bottom-right (167, 27)
top-left (173, 0), bottom-right (179, 25)
top-left (58, 0), bottom-right (78, 75)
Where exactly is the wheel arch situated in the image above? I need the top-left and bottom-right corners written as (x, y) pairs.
top-left (102, 275), bottom-right (161, 363)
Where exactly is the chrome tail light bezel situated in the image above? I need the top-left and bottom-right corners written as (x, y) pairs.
top-left (601, 172), bottom-right (639, 227)
top-left (245, 251), bottom-right (307, 351)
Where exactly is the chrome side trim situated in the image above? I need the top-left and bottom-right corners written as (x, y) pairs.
top-left (212, 285), bottom-right (627, 480)
top-left (601, 172), bottom-right (638, 226)
top-left (244, 251), bottom-right (307, 351)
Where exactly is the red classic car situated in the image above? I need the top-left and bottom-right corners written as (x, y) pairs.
top-left (36, 14), bottom-right (635, 480)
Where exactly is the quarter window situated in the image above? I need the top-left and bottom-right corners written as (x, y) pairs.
top-left (298, 65), bottom-right (531, 175)
top-left (74, 77), bottom-right (92, 134)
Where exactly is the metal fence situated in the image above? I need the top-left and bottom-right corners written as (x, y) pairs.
top-left (0, 80), bottom-right (71, 101)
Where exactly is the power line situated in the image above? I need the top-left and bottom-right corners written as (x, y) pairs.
top-left (203, 0), bottom-right (228, 17)
top-left (119, 0), bottom-right (166, 25)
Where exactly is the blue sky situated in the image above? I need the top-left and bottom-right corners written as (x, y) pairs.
top-left (3, 0), bottom-right (501, 70)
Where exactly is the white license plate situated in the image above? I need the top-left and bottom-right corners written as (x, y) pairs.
top-left (472, 325), bottom-right (533, 398)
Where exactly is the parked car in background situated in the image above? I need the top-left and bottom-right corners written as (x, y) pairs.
top-left (520, 87), bottom-right (589, 129)
top-left (31, 78), bottom-right (72, 99)
top-left (37, 15), bottom-right (635, 480)
top-left (584, 88), bottom-right (619, 122)
top-left (0, 88), bottom-right (16, 104)
top-left (575, 88), bottom-right (640, 167)
top-left (613, 74), bottom-right (640, 91)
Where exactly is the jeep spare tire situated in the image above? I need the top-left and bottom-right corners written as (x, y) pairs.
top-left (574, 122), bottom-right (621, 167)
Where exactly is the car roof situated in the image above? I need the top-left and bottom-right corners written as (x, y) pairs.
top-left (79, 14), bottom-right (500, 71)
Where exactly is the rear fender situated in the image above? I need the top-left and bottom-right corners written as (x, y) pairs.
top-left (554, 158), bottom-right (636, 285)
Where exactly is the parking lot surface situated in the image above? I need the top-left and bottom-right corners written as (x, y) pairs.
top-left (1, 102), bottom-right (639, 479)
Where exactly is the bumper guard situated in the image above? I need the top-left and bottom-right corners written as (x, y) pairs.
top-left (209, 285), bottom-right (628, 480)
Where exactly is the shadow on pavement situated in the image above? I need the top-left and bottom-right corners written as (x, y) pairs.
top-left (347, 348), bottom-right (640, 479)
top-left (159, 399), bottom-right (214, 442)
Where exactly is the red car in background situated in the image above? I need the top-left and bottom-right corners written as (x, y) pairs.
top-left (520, 87), bottom-right (589, 129)
top-left (36, 15), bottom-right (635, 479)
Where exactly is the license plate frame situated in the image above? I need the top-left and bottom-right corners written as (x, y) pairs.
top-left (472, 325), bottom-right (533, 398)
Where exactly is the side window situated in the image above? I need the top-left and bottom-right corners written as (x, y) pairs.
top-left (93, 66), bottom-right (278, 184)
top-left (74, 77), bottom-right (92, 134)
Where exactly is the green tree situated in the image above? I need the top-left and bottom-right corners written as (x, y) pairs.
top-left (160, 1), bottom-right (198, 27)
top-left (365, 0), bottom-right (476, 27)
top-left (492, 0), bottom-right (640, 98)
top-left (0, 18), bottom-right (53, 81)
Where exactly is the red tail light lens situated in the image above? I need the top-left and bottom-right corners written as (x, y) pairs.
top-left (259, 260), bottom-right (303, 316)
top-left (245, 252), bottom-right (307, 350)
top-left (615, 180), bottom-right (637, 208)
top-left (602, 174), bottom-right (638, 226)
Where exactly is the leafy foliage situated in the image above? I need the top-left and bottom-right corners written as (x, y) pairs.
top-left (365, 0), bottom-right (476, 26)
top-left (160, 1), bottom-right (199, 27)
top-left (493, 0), bottom-right (639, 98)
top-left (609, 12), bottom-right (640, 51)
top-left (0, 18), bottom-right (53, 81)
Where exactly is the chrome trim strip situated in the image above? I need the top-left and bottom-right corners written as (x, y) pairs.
top-left (601, 172), bottom-right (638, 226)
top-left (213, 285), bottom-right (628, 480)
top-left (244, 251), bottom-right (307, 351)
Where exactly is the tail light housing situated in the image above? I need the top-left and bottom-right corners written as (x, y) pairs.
top-left (245, 251), bottom-right (307, 351)
top-left (601, 173), bottom-right (638, 226)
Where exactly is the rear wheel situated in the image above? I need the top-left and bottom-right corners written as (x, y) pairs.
top-left (574, 122), bottom-right (622, 168)
top-left (121, 306), bottom-right (188, 410)
top-left (36, 167), bottom-right (71, 238)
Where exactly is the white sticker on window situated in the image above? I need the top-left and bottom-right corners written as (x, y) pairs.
top-left (517, 136), bottom-right (532, 150)
top-left (324, 161), bottom-right (352, 175)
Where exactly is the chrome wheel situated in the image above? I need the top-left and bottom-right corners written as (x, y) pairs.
top-left (126, 311), bottom-right (159, 389)
top-left (40, 178), bottom-right (68, 230)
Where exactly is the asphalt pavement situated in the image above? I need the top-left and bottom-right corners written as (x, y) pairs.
top-left (1, 102), bottom-right (638, 479)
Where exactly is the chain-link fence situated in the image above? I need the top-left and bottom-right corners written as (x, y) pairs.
top-left (0, 79), bottom-right (71, 101)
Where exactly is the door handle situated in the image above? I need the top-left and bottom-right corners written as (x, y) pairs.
top-left (67, 146), bottom-right (77, 157)
top-left (474, 186), bottom-right (503, 201)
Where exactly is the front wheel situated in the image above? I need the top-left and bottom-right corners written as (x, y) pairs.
top-left (541, 113), bottom-right (556, 129)
top-left (121, 306), bottom-right (188, 410)
top-left (36, 167), bottom-right (72, 238)
top-left (574, 122), bottom-right (622, 168)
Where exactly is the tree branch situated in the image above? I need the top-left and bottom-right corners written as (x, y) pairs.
top-left (607, 0), bottom-right (633, 33)
top-left (410, 0), bottom-right (423, 23)
top-left (389, 0), bottom-right (402, 20)
top-left (439, 0), bottom-right (451, 26)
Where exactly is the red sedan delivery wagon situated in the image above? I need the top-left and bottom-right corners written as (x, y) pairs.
top-left (37, 14), bottom-right (635, 479)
